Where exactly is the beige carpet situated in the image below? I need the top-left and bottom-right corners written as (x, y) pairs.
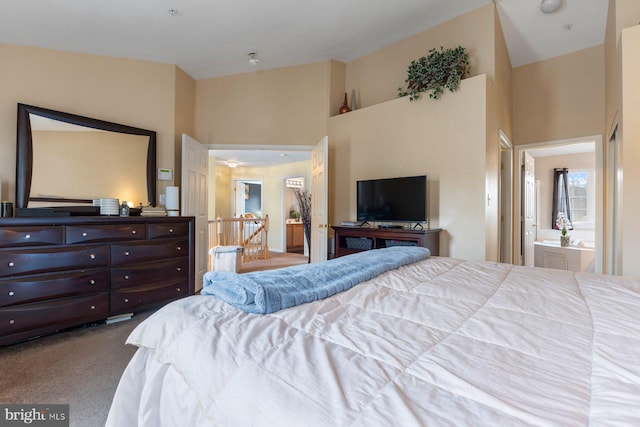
top-left (0, 253), bottom-right (308, 426)
top-left (0, 311), bottom-right (153, 427)
top-left (239, 251), bottom-right (308, 273)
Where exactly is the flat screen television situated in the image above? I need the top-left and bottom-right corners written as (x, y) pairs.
top-left (357, 175), bottom-right (427, 223)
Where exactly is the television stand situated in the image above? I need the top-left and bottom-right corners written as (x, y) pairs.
top-left (332, 226), bottom-right (441, 258)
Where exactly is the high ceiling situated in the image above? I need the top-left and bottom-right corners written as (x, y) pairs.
top-left (1, 0), bottom-right (608, 80)
top-left (5, 0), bottom-right (609, 168)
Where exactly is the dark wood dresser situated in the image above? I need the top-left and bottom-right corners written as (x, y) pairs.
top-left (0, 216), bottom-right (195, 345)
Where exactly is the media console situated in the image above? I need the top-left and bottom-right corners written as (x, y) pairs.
top-left (332, 226), bottom-right (441, 258)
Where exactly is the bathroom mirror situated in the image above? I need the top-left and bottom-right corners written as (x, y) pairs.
top-left (16, 103), bottom-right (156, 210)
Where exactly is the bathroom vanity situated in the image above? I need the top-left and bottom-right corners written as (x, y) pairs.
top-left (534, 240), bottom-right (595, 273)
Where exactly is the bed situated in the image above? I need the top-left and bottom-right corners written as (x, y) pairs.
top-left (106, 249), bottom-right (640, 426)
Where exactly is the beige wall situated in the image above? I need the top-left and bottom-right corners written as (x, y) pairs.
top-left (621, 25), bottom-right (640, 277)
top-left (329, 75), bottom-right (489, 261)
top-left (493, 5), bottom-right (513, 139)
top-left (194, 62), bottom-right (330, 147)
top-left (173, 66), bottom-right (196, 191)
top-left (213, 163), bottom-right (232, 219)
top-left (605, 0), bottom-right (621, 136)
top-left (512, 46), bottom-right (605, 146)
top-left (0, 44), bottom-right (179, 205)
top-left (486, 5), bottom-right (513, 261)
top-left (345, 4), bottom-right (495, 109)
top-left (604, 0), bottom-right (640, 136)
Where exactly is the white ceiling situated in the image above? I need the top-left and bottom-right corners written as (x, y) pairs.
top-left (1, 0), bottom-right (608, 80)
top-left (210, 145), bottom-right (311, 168)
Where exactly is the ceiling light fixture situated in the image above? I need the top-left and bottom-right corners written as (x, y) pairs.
top-left (248, 52), bottom-right (260, 66)
top-left (227, 160), bottom-right (238, 168)
top-left (540, 0), bottom-right (562, 14)
top-left (168, 8), bottom-right (178, 16)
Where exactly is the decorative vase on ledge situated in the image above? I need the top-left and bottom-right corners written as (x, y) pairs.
top-left (339, 93), bottom-right (350, 114)
top-left (560, 235), bottom-right (570, 247)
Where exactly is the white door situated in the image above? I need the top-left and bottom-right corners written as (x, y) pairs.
top-left (310, 136), bottom-right (328, 263)
top-left (522, 151), bottom-right (536, 267)
top-left (182, 134), bottom-right (208, 292)
top-left (233, 181), bottom-right (246, 217)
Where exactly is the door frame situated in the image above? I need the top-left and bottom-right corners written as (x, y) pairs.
top-left (282, 175), bottom-right (307, 255)
top-left (606, 120), bottom-right (622, 275)
top-left (498, 130), bottom-right (513, 264)
top-left (513, 135), bottom-right (604, 272)
top-left (232, 179), bottom-right (263, 218)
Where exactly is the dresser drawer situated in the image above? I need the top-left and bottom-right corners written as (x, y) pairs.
top-left (0, 226), bottom-right (63, 248)
top-left (0, 269), bottom-right (108, 307)
top-left (111, 258), bottom-right (188, 290)
top-left (66, 224), bottom-right (147, 244)
top-left (148, 222), bottom-right (189, 239)
top-left (110, 279), bottom-right (188, 315)
top-left (0, 293), bottom-right (109, 344)
top-left (111, 239), bottom-right (189, 265)
top-left (0, 245), bottom-right (109, 278)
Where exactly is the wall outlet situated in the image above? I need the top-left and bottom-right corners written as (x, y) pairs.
top-left (159, 194), bottom-right (166, 206)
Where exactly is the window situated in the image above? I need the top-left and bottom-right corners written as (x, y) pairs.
top-left (552, 168), bottom-right (595, 230)
top-left (567, 170), bottom-right (594, 225)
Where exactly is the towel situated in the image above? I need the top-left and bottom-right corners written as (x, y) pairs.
top-left (201, 246), bottom-right (430, 314)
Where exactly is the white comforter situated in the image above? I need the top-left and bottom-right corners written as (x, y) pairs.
top-left (107, 257), bottom-right (640, 426)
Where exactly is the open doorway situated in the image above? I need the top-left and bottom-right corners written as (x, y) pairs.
top-left (233, 179), bottom-right (262, 218)
top-left (283, 176), bottom-right (306, 255)
top-left (208, 145), bottom-right (313, 253)
top-left (514, 136), bottom-right (603, 273)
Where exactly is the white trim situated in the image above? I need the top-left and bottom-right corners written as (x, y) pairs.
top-left (208, 144), bottom-right (313, 152)
top-left (498, 130), bottom-right (513, 263)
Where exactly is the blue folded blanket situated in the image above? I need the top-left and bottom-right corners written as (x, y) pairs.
top-left (201, 246), bottom-right (430, 314)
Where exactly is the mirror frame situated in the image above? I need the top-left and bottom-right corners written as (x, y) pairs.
top-left (16, 103), bottom-right (157, 209)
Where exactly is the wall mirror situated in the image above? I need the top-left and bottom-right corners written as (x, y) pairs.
top-left (16, 103), bottom-right (156, 210)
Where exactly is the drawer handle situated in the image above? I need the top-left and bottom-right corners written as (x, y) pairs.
top-left (9, 319), bottom-right (15, 324)
top-left (89, 279), bottom-right (96, 285)
top-left (82, 232), bottom-right (88, 237)
top-left (124, 298), bottom-right (129, 303)
top-left (176, 246), bottom-right (182, 251)
top-left (176, 267), bottom-right (181, 272)
top-left (90, 305), bottom-right (96, 310)
top-left (124, 251), bottom-right (130, 256)
top-left (8, 291), bottom-right (15, 296)
top-left (89, 254), bottom-right (96, 260)
top-left (169, 228), bottom-right (174, 233)
top-left (132, 230), bottom-right (137, 235)
top-left (8, 262), bottom-right (14, 267)
top-left (24, 234), bottom-right (31, 239)
top-left (176, 287), bottom-right (181, 292)
top-left (124, 275), bottom-right (130, 280)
